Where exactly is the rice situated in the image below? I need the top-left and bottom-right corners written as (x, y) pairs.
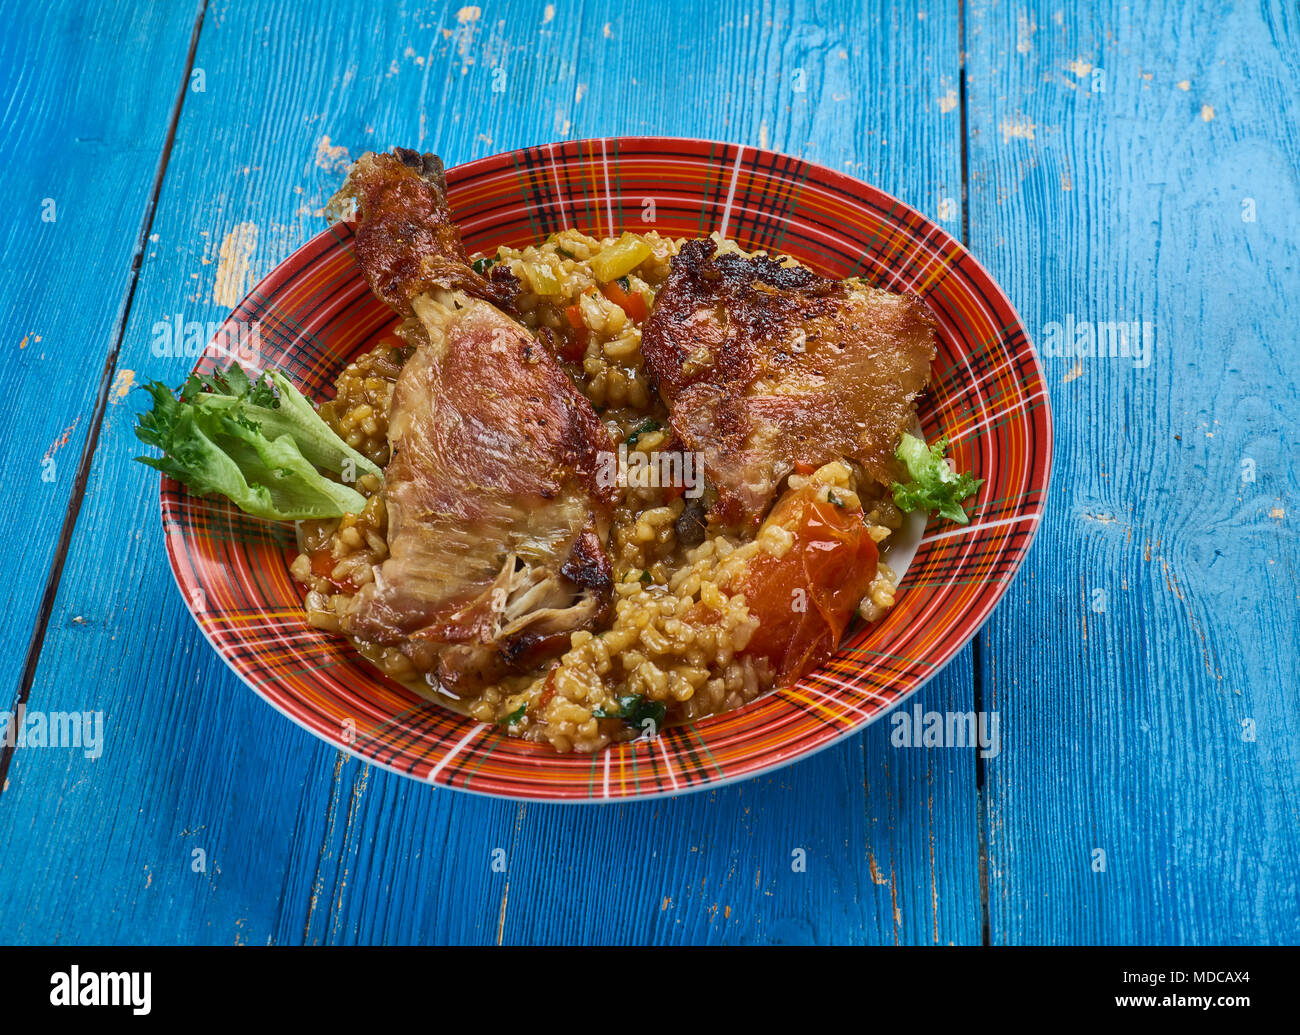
top-left (316, 342), bottom-right (406, 468)
top-left (485, 538), bottom-right (772, 753)
top-left (293, 231), bottom-right (901, 752)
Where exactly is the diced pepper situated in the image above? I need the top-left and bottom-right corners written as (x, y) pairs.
top-left (558, 306), bottom-right (588, 362)
top-left (589, 232), bottom-right (653, 283)
top-left (531, 263), bottom-right (561, 295)
top-left (536, 668), bottom-right (559, 712)
top-left (601, 278), bottom-right (649, 322)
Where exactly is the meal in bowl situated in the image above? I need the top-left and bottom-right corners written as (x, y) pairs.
top-left (135, 147), bottom-right (981, 753)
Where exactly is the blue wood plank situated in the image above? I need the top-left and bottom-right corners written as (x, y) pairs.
top-left (0, 0), bottom-right (982, 945)
top-left (0, 0), bottom-right (532, 945)
top-left (305, 694), bottom-right (982, 945)
top-left (298, 0), bottom-right (981, 947)
top-left (0, 1), bottom-right (203, 706)
top-left (964, 0), bottom-right (1300, 944)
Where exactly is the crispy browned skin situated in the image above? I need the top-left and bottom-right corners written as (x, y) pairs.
top-left (329, 150), bottom-right (616, 687)
top-left (331, 148), bottom-right (518, 316)
top-left (641, 240), bottom-right (937, 529)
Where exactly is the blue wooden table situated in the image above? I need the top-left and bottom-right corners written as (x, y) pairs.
top-left (1, 0), bottom-right (1296, 946)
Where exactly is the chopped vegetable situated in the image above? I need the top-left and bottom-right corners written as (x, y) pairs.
top-left (309, 549), bottom-right (336, 579)
top-left (498, 703), bottom-right (528, 727)
top-left (589, 232), bottom-right (652, 283)
top-left (639, 569), bottom-right (653, 584)
top-left (625, 418), bottom-right (660, 447)
top-left (890, 433), bottom-right (983, 525)
top-left (546, 233), bottom-right (577, 260)
top-left (730, 482), bottom-right (879, 683)
top-left (558, 304), bottom-right (589, 362)
top-left (133, 363), bottom-right (380, 521)
top-left (310, 548), bottom-right (356, 593)
top-left (592, 693), bottom-right (666, 732)
top-left (531, 263), bottom-right (561, 295)
top-left (471, 255), bottom-right (498, 275)
top-left (600, 277), bottom-right (649, 322)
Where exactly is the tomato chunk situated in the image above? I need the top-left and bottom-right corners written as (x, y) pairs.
top-left (729, 484), bottom-right (878, 683)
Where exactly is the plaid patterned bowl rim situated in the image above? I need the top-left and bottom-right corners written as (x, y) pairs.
top-left (160, 136), bottom-right (1052, 802)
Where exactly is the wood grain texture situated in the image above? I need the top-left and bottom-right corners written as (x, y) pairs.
top-left (0, 0), bottom-right (984, 945)
top-left (964, 0), bottom-right (1300, 944)
top-left (0, 0), bottom-right (202, 705)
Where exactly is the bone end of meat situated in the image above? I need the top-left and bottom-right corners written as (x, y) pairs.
top-left (329, 149), bottom-right (517, 314)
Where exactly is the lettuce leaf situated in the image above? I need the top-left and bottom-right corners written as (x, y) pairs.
top-left (890, 432), bottom-right (983, 525)
top-left (134, 363), bottom-right (377, 521)
top-left (178, 365), bottom-right (380, 479)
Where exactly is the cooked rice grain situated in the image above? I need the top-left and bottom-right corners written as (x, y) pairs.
top-left (293, 232), bottom-right (902, 752)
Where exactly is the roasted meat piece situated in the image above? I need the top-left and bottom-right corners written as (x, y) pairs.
top-left (641, 240), bottom-right (937, 529)
top-left (328, 150), bottom-right (616, 687)
top-left (327, 148), bottom-right (518, 315)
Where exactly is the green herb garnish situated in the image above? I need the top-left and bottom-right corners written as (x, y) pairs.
top-left (890, 433), bottom-right (983, 525)
top-left (471, 256), bottom-right (498, 275)
top-left (134, 362), bottom-right (381, 521)
top-left (625, 418), bottom-right (660, 448)
top-left (498, 703), bottom-right (527, 727)
top-left (592, 694), bottom-right (666, 733)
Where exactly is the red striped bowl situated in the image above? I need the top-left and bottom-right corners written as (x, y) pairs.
top-left (160, 137), bottom-right (1051, 801)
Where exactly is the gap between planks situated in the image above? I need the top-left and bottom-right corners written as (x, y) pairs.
top-left (0, 0), bottom-right (210, 798)
top-left (957, 0), bottom-right (992, 949)
top-left (0, 1), bottom-right (994, 949)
